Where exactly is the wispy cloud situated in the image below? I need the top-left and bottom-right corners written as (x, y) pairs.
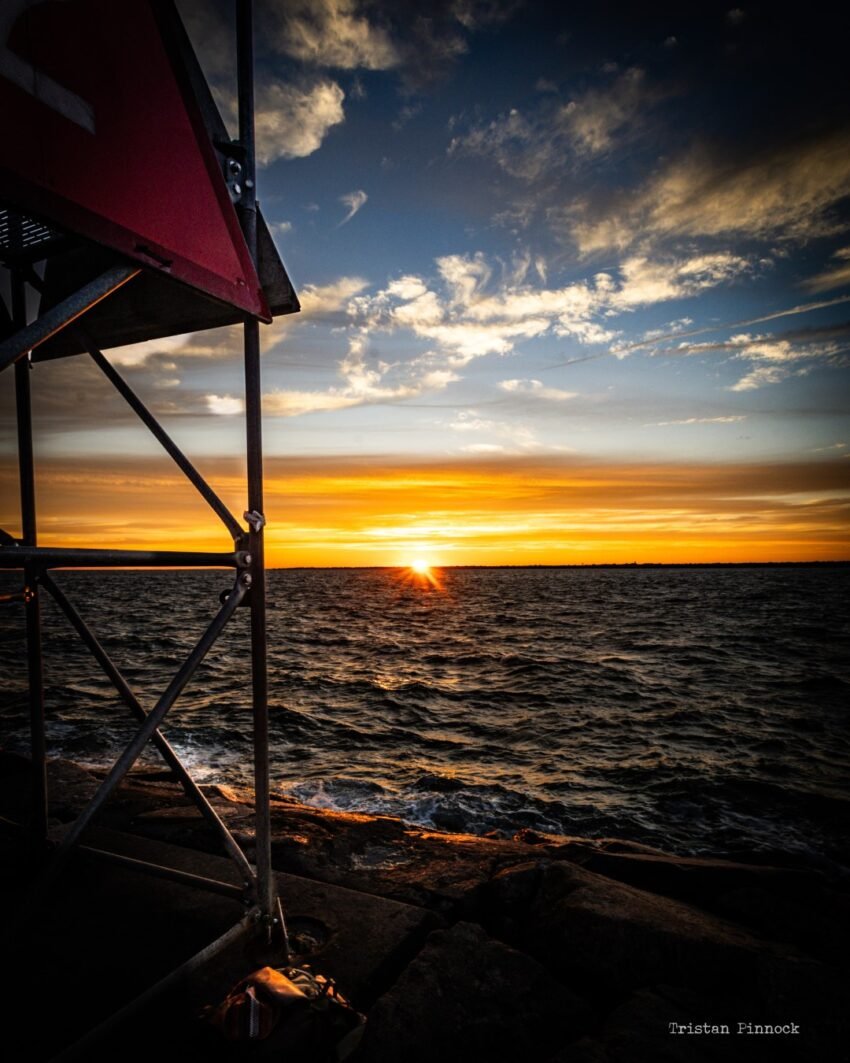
top-left (561, 67), bottom-right (663, 156)
top-left (802, 247), bottom-right (850, 294)
top-left (728, 365), bottom-right (802, 392)
top-left (644, 416), bottom-right (747, 427)
top-left (265, 0), bottom-right (517, 90)
top-left (447, 410), bottom-right (541, 452)
top-left (338, 189), bottom-right (368, 226)
top-left (449, 67), bottom-right (665, 180)
top-left (568, 130), bottom-right (850, 253)
top-left (499, 378), bottom-right (577, 401)
top-left (273, 0), bottom-right (399, 70)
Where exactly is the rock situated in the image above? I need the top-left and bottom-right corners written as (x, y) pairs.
top-left (482, 861), bottom-right (821, 1003)
top-left (591, 987), bottom-right (743, 1063)
top-left (357, 921), bottom-right (586, 1063)
top-left (581, 850), bottom-right (826, 907)
top-left (712, 884), bottom-right (850, 969)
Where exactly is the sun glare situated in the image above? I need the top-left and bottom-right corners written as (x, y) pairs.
top-left (401, 557), bottom-right (443, 590)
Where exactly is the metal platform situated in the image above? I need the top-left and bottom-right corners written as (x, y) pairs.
top-left (0, 2), bottom-right (298, 1057)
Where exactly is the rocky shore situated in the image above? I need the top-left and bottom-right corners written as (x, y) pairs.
top-left (1, 751), bottom-right (848, 1061)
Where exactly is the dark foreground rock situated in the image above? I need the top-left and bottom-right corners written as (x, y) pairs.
top-left (1, 751), bottom-right (848, 1062)
top-left (357, 921), bottom-right (585, 1063)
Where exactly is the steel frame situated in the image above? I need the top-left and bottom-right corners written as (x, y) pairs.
top-left (0, 2), bottom-right (287, 1055)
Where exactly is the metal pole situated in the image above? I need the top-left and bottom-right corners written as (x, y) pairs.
top-left (49, 909), bottom-right (261, 1063)
top-left (77, 845), bottom-right (247, 901)
top-left (237, 0), bottom-right (282, 950)
top-left (0, 546), bottom-right (244, 569)
top-left (12, 267), bottom-right (47, 842)
top-left (41, 572), bottom-right (257, 889)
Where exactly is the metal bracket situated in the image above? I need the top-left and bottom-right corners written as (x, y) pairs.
top-left (244, 509), bottom-right (266, 533)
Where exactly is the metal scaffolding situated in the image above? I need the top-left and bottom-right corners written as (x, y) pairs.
top-left (0, 0), bottom-right (297, 1054)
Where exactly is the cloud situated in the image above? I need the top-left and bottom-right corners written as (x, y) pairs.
top-left (561, 68), bottom-right (659, 156)
top-left (252, 78), bottom-right (345, 165)
top-left (299, 276), bottom-right (371, 320)
top-left (449, 67), bottom-right (664, 179)
top-left (338, 189), bottom-right (368, 226)
top-left (646, 325), bottom-right (849, 391)
top-left (611, 254), bottom-right (754, 308)
top-left (721, 330), bottom-right (850, 390)
top-left (266, 0), bottom-right (517, 90)
top-left (499, 379), bottom-right (577, 401)
top-left (645, 416), bottom-right (747, 427)
top-left (106, 333), bottom-right (193, 368)
top-left (570, 130), bottom-right (850, 253)
top-left (448, 410), bottom-right (540, 451)
top-left (263, 390), bottom-right (364, 416)
top-left (349, 249), bottom-right (755, 370)
top-left (260, 333), bottom-right (422, 418)
top-left (206, 394), bottom-right (244, 416)
top-left (802, 247), bottom-right (850, 294)
top-left (273, 0), bottom-right (399, 70)
top-left (270, 220), bottom-right (293, 238)
top-left (728, 365), bottom-right (799, 392)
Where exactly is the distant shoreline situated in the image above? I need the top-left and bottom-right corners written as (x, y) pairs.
top-left (271, 560), bottom-right (850, 571)
top-left (3, 560), bottom-right (847, 572)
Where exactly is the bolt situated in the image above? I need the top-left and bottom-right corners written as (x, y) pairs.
top-left (228, 159), bottom-right (242, 176)
top-left (242, 573), bottom-right (253, 587)
top-left (231, 182), bottom-right (242, 197)
top-left (243, 553), bottom-right (252, 567)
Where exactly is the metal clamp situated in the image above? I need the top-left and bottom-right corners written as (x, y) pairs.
top-left (243, 509), bottom-right (266, 533)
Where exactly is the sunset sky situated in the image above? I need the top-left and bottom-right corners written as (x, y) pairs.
top-left (2, 0), bottom-right (849, 565)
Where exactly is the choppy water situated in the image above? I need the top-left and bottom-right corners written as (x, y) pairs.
top-left (1, 566), bottom-right (848, 870)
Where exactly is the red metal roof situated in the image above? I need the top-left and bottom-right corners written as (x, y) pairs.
top-left (0, 0), bottom-right (271, 321)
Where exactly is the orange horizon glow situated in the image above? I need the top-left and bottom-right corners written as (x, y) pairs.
top-left (1, 453), bottom-right (848, 567)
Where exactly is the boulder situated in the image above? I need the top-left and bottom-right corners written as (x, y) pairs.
top-left (357, 921), bottom-right (586, 1063)
top-left (482, 861), bottom-right (823, 1004)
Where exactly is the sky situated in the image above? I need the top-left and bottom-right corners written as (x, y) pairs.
top-left (2, 0), bottom-right (850, 565)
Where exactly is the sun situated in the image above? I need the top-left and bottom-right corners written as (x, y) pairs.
top-left (411, 558), bottom-right (430, 574)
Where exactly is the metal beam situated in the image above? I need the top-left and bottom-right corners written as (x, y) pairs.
top-left (0, 546), bottom-right (245, 569)
top-left (12, 266), bottom-right (47, 842)
top-left (0, 265), bottom-right (140, 372)
top-left (77, 845), bottom-right (247, 901)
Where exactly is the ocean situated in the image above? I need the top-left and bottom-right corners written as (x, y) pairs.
top-left (1, 565), bottom-right (848, 871)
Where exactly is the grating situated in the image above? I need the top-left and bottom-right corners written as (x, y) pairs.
top-left (0, 207), bottom-right (62, 262)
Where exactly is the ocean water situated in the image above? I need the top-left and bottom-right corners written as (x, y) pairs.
top-left (1, 565), bottom-right (848, 870)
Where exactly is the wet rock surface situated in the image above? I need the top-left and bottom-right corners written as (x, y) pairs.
top-left (1, 751), bottom-right (848, 1061)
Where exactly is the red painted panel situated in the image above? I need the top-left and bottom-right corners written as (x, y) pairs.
top-left (0, 0), bottom-right (269, 319)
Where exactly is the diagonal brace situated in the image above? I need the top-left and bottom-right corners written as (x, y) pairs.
top-left (0, 265), bottom-right (140, 372)
top-left (41, 572), bottom-right (256, 889)
top-left (43, 575), bottom-right (249, 878)
top-left (77, 330), bottom-right (245, 542)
